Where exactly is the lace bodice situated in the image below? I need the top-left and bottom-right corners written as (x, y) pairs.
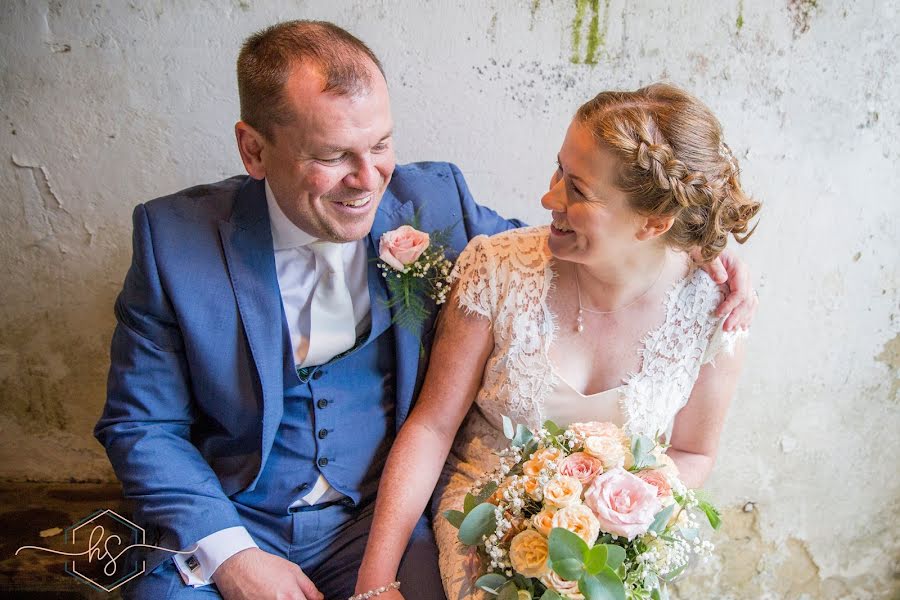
top-left (450, 225), bottom-right (741, 439)
top-left (434, 226), bottom-right (744, 600)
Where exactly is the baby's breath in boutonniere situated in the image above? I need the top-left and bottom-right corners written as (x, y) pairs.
top-left (378, 225), bottom-right (453, 330)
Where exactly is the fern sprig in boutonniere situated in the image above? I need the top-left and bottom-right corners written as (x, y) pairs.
top-left (378, 225), bottom-right (453, 330)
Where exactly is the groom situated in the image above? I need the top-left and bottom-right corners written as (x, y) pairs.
top-left (94, 20), bottom-right (523, 600)
top-left (96, 19), bottom-right (752, 600)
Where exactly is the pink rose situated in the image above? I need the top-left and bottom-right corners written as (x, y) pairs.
top-left (636, 469), bottom-right (673, 502)
top-left (584, 467), bottom-right (662, 541)
top-left (557, 452), bottom-right (604, 486)
top-left (379, 225), bottom-right (430, 270)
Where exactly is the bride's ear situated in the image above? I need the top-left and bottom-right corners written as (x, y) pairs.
top-left (635, 214), bottom-right (674, 241)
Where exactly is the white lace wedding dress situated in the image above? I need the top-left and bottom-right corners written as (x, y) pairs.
top-left (432, 226), bottom-right (743, 600)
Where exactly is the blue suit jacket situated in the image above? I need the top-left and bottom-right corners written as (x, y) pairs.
top-left (95, 162), bottom-right (523, 570)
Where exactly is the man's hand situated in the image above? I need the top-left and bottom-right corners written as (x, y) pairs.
top-left (693, 248), bottom-right (758, 332)
top-left (213, 548), bottom-right (323, 600)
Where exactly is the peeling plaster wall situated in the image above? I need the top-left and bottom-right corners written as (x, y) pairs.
top-left (1, 1), bottom-right (897, 597)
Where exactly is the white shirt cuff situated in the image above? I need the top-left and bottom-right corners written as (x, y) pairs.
top-left (172, 526), bottom-right (258, 587)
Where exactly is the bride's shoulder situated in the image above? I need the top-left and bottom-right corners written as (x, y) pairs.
top-left (463, 225), bottom-right (550, 261)
top-left (669, 267), bottom-right (728, 328)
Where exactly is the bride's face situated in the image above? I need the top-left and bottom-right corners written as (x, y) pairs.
top-left (542, 120), bottom-right (644, 266)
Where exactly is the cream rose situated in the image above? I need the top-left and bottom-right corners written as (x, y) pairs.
top-left (551, 504), bottom-right (601, 546)
top-left (652, 449), bottom-right (680, 478)
top-left (583, 435), bottom-right (628, 470)
top-left (378, 225), bottom-right (430, 270)
top-left (508, 529), bottom-right (550, 577)
top-left (558, 452), bottom-right (604, 486)
top-left (540, 570), bottom-right (584, 599)
top-left (543, 476), bottom-right (583, 508)
top-left (531, 508), bottom-right (556, 536)
top-left (584, 467), bottom-right (662, 541)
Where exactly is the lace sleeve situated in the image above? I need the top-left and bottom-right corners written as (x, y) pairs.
top-left (701, 317), bottom-right (748, 365)
top-left (449, 235), bottom-right (495, 321)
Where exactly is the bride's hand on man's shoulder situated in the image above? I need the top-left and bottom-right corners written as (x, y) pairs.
top-left (692, 247), bottom-right (758, 332)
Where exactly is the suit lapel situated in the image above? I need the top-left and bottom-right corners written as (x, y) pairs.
top-left (218, 178), bottom-right (284, 487)
top-left (368, 189), bottom-right (425, 430)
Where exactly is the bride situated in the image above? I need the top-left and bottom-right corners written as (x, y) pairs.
top-left (354, 83), bottom-right (760, 600)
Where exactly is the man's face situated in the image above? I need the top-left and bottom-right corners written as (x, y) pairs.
top-left (259, 61), bottom-right (395, 242)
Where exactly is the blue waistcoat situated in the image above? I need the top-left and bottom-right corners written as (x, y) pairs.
top-left (234, 278), bottom-right (396, 515)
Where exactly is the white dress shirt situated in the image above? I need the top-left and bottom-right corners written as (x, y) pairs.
top-left (173, 180), bottom-right (371, 586)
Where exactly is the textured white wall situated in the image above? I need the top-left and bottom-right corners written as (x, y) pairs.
top-left (1, 1), bottom-right (897, 597)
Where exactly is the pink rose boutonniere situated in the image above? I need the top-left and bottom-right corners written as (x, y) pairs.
top-left (377, 224), bottom-right (453, 329)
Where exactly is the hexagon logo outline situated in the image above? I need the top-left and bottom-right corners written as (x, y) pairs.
top-left (63, 508), bottom-right (146, 592)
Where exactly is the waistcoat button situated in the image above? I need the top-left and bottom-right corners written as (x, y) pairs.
top-left (317, 399), bottom-right (328, 409)
top-left (318, 457), bottom-right (328, 467)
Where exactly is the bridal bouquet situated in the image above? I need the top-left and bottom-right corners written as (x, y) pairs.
top-left (444, 419), bottom-right (721, 600)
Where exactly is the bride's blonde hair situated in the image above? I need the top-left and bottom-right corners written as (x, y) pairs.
top-left (576, 83), bottom-right (761, 263)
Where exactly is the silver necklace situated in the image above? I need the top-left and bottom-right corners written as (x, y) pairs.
top-left (573, 259), bottom-right (667, 333)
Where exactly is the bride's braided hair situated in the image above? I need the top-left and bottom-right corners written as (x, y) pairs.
top-left (576, 83), bottom-right (760, 263)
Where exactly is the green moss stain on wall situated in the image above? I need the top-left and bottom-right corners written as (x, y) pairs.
top-left (737, 0), bottom-right (745, 30)
top-left (571, 0), bottom-right (611, 65)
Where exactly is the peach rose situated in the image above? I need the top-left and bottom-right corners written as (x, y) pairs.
top-left (540, 570), bottom-right (584, 599)
top-left (584, 467), bottom-right (662, 541)
top-left (558, 452), bottom-right (604, 486)
top-left (379, 225), bottom-right (429, 270)
top-left (522, 476), bottom-right (543, 501)
top-left (636, 469), bottom-right (673, 503)
top-left (551, 504), bottom-right (601, 546)
top-left (533, 447), bottom-right (565, 463)
top-left (508, 529), bottom-right (550, 577)
top-left (531, 508), bottom-right (557, 537)
top-left (522, 457), bottom-right (545, 478)
top-left (543, 476), bottom-right (583, 508)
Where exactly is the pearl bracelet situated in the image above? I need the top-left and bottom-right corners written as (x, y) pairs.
top-left (348, 581), bottom-right (400, 600)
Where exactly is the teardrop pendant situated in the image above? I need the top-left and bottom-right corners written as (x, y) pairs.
top-left (576, 309), bottom-right (584, 333)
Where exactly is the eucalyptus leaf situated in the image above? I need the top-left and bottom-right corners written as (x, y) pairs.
top-left (551, 557), bottom-right (584, 581)
top-left (503, 415), bottom-right (515, 440)
top-left (584, 545), bottom-right (608, 574)
top-left (512, 424), bottom-right (534, 447)
top-left (477, 481), bottom-right (499, 504)
top-left (475, 573), bottom-right (507, 594)
top-left (497, 581), bottom-right (519, 600)
top-left (540, 590), bottom-right (563, 600)
top-left (604, 544), bottom-right (626, 570)
top-left (548, 527), bottom-right (589, 563)
top-left (522, 438), bottom-right (540, 460)
top-left (458, 502), bottom-right (497, 546)
top-left (630, 435), bottom-right (657, 469)
top-left (464, 493), bottom-right (477, 514)
top-left (578, 567), bottom-right (625, 600)
top-left (649, 504), bottom-right (676, 534)
top-left (443, 509), bottom-right (465, 529)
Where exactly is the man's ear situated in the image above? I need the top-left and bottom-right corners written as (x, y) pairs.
top-left (235, 121), bottom-right (267, 180)
top-left (635, 213), bottom-right (675, 241)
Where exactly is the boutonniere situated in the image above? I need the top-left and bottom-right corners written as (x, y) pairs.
top-left (378, 225), bottom-right (453, 329)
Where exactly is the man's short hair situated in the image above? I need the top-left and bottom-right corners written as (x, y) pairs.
top-left (237, 20), bottom-right (385, 140)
